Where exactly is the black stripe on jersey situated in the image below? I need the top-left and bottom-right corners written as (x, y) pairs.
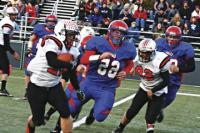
top-left (41, 36), bottom-right (63, 50)
top-left (159, 56), bottom-right (170, 69)
top-left (2, 24), bottom-right (13, 32)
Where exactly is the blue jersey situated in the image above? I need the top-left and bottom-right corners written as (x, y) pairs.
top-left (155, 38), bottom-right (195, 86)
top-left (31, 24), bottom-right (54, 54)
top-left (85, 36), bottom-right (136, 88)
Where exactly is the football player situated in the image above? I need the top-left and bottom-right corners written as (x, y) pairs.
top-left (70, 20), bottom-right (136, 125)
top-left (113, 39), bottom-right (177, 133)
top-left (155, 26), bottom-right (195, 122)
top-left (25, 20), bottom-right (84, 133)
top-left (46, 27), bottom-right (95, 133)
top-left (23, 14), bottom-right (57, 99)
top-left (0, 7), bottom-right (20, 97)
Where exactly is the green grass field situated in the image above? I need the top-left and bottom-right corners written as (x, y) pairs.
top-left (0, 69), bottom-right (200, 133)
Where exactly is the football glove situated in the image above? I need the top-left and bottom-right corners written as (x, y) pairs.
top-left (76, 90), bottom-right (85, 101)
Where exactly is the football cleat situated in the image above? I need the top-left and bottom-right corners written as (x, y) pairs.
top-left (0, 89), bottom-right (13, 97)
top-left (85, 108), bottom-right (95, 125)
top-left (112, 127), bottom-right (124, 133)
top-left (156, 110), bottom-right (164, 123)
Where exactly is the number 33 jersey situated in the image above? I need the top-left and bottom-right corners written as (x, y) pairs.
top-left (134, 51), bottom-right (175, 96)
top-left (84, 36), bottom-right (136, 88)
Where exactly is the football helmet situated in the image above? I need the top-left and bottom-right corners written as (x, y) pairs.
top-left (108, 20), bottom-right (128, 45)
top-left (80, 26), bottom-right (95, 40)
top-left (45, 15), bottom-right (57, 30)
top-left (138, 39), bottom-right (156, 63)
top-left (165, 26), bottom-right (182, 45)
top-left (6, 7), bottom-right (18, 15)
top-left (54, 20), bottom-right (79, 42)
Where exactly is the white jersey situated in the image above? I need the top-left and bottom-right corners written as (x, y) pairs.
top-left (0, 16), bottom-right (15, 45)
top-left (134, 51), bottom-right (175, 96)
top-left (27, 35), bottom-right (80, 87)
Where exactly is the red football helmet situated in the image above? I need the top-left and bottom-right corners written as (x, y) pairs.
top-left (165, 26), bottom-right (182, 45)
top-left (45, 15), bottom-right (57, 30)
top-left (108, 20), bottom-right (128, 45)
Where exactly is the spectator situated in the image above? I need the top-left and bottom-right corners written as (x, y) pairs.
top-left (16, 0), bottom-right (25, 19)
top-left (73, 2), bottom-right (87, 25)
top-left (179, 1), bottom-right (192, 24)
top-left (84, 0), bottom-right (93, 17)
top-left (132, 5), bottom-right (147, 31)
top-left (170, 12), bottom-right (183, 28)
top-left (191, 5), bottom-right (200, 21)
top-left (111, 0), bottom-right (123, 20)
top-left (154, 0), bottom-right (169, 16)
top-left (127, 21), bottom-right (140, 43)
top-left (25, 1), bottom-right (38, 26)
top-left (152, 22), bottom-right (165, 39)
top-left (182, 22), bottom-right (190, 41)
top-left (167, 3), bottom-right (178, 19)
top-left (188, 16), bottom-right (200, 40)
top-left (143, 0), bottom-right (156, 20)
top-left (119, 7), bottom-right (132, 27)
top-left (88, 6), bottom-right (103, 27)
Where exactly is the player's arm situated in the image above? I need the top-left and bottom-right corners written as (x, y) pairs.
top-left (123, 60), bottom-right (134, 74)
top-left (151, 70), bottom-right (169, 93)
top-left (178, 57), bottom-right (195, 73)
top-left (46, 51), bottom-right (72, 69)
top-left (3, 33), bottom-right (15, 54)
top-left (69, 68), bottom-right (80, 90)
top-left (3, 26), bottom-right (20, 60)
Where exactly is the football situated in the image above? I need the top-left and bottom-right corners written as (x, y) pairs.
top-left (57, 53), bottom-right (73, 62)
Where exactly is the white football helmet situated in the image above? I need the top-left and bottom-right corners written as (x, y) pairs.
top-left (6, 7), bottom-right (18, 15)
top-left (80, 26), bottom-right (95, 40)
top-left (138, 39), bottom-right (156, 62)
top-left (54, 20), bottom-right (79, 42)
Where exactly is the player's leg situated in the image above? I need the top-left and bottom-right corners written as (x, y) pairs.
top-left (23, 69), bottom-right (31, 99)
top-left (145, 94), bottom-right (165, 133)
top-left (0, 52), bottom-right (12, 97)
top-left (26, 82), bottom-right (48, 133)
top-left (113, 88), bottom-right (148, 133)
top-left (157, 85), bottom-right (180, 122)
top-left (163, 84), bottom-right (180, 108)
top-left (92, 89), bottom-right (115, 123)
top-left (48, 83), bottom-right (73, 133)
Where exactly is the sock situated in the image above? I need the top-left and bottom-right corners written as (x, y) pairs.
top-left (54, 117), bottom-right (61, 131)
top-left (26, 124), bottom-right (35, 133)
top-left (46, 107), bottom-right (56, 117)
top-left (119, 123), bottom-right (126, 130)
top-left (1, 80), bottom-right (7, 90)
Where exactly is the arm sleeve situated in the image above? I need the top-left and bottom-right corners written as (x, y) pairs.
top-left (151, 71), bottom-right (169, 93)
top-left (179, 58), bottom-right (195, 73)
top-left (46, 51), bottom-right (72, 69)
top-left (3, 34), bottom-right (15, 55)
top-left (69, 68), bottom-right (80, 90)
top-left (123, 60), bottom-right (134, 74)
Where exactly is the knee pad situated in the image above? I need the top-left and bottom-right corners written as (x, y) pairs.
top-left (32, 119), bottom-right (45, 126)
top-left (94, 109), bottom-right (111, 122)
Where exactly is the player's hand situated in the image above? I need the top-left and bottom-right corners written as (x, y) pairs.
top-left (147, 90), bottom-right (153, 99)
top-left (76, 64), bottom-right (86, 74)
top-left (116, 71), bottom-right (127, 81)
top-left (76, 90), bottom-right (85, 101)
top-left (25, 49), bottom-right (33, 57)
top-left (13, 52), bottom-right (20, 60)
top-left (170, 65), bottom-right (179, 73)
top-left (99, 52), bottom-right (116, 60)
top-left (130, 67), bottom-right (135, 75)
